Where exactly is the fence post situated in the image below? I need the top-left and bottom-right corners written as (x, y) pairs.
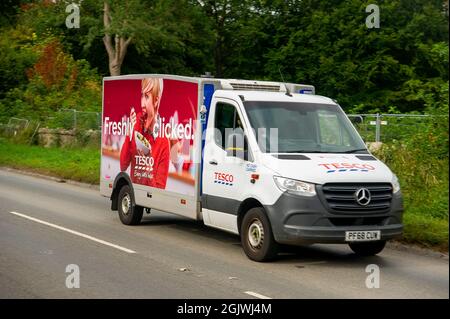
top-left (375, 113), bottom-right (381, 142)
top-left (29, 122), bottom-right (40, 145)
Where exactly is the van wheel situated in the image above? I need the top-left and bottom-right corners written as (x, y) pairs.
top-left (241, 207), bottom-right (278, 262)
top-left (349, 240), bottom-right (386, 256)
top-left (117, 185), bottom-right (143, 225)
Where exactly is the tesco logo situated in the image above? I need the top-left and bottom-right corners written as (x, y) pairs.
top-left (134, 155), bottom-right (154, 167)
top-left (214, 172), bottom-right (234, 183)
top-left (318, 163), bottom-right (375, 170)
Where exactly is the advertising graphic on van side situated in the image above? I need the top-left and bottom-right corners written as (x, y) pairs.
top-left (101, 78), bottom-right (198, 196)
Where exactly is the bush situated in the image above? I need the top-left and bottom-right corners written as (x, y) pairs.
top-left (0, 36), bottom-right (101, 125)
top-left (373, 113), bottom-right (448, 250)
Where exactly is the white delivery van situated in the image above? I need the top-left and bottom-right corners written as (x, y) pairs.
top-left (100, 74), bottom-right (403, 261)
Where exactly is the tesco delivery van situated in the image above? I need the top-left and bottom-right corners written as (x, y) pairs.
top-left (100, 74), bottom-right (403, 261)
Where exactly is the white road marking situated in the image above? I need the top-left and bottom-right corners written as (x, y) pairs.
top-left (244, 291), bottom-right (272, 299)
top-left (9, 211), bottom-right (136, 254)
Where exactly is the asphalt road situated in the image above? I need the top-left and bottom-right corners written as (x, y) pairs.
top-left (0, 169), bottom-right (448, 299)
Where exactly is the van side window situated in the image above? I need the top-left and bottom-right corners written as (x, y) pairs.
top-left (214, 102), bottom-right (251, 157)
top-left (215, 102), bottom-right (235, 148)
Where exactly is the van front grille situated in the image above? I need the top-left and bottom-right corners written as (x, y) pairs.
top-left (320, 183), bottom-right (393, 214)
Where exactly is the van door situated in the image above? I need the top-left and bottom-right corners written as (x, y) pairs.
top-left (202, 98), bottom-right (253, 233)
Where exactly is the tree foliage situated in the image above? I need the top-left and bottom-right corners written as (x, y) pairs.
top-left (0, 0), bottom-right (448, 117)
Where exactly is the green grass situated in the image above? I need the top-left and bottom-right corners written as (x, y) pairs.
top-left (0, 138), bottom-right (99, 184)
top-left (402, 214), bottom-right (448, 250)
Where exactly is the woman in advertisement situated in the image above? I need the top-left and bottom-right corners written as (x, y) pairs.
top-left (120, 78), bottom-right (170, 188)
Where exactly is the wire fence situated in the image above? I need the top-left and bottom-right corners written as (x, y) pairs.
top-left (0, 111), bottom-right (447, 144)
top-left (0, 117), bottom-right (31, 137)
top-left (347, 113), bottom-right (446, 143)
top-left (44, 109), bottom-right (102, 131)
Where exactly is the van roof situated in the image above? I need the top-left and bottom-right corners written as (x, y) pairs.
top-left (214, 90), bottom-right (337, 105)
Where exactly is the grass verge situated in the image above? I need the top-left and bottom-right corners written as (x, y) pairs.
top-left (0, 138), bottom-right (99, 184)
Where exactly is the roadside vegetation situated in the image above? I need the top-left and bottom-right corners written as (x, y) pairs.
top-left (0, 1), bottom-right (448, 251)
top-left (373, 114), bottom-right (448, 251)
top-left (0, 138), bottom-right (99, 184)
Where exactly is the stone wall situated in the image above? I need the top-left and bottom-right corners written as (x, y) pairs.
top-left (37, 128), bottom-right (100, 148)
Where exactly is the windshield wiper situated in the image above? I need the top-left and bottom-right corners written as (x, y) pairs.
top-left (340, 148), bottom-right (369, 153)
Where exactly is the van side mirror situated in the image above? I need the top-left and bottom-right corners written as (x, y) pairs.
top-left (349, 115), bottom-right (363, 125)
top-left (226, 132), bottom-right (252, 161)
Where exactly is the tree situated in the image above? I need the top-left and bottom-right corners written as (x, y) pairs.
top-left (259, 0), bottom-right (449, 112)
top-left (197, 0), bottom-right (252, 77)
top-left (86, 0), bottom-right (179, 76)
top-left (99, 0), bottom-right (214, 76)
top-left (102, 1), bottom-right (139, 76)
top-left (4, 0), bottom-right (448, 113)
top-left (17, 0), bottom-right (213, 76)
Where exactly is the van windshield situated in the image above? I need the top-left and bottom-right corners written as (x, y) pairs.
top-left (243, 101), bottom-right (368, 154)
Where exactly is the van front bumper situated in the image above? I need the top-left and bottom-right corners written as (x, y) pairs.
top-left (264, 191), bottom-right (404, 245)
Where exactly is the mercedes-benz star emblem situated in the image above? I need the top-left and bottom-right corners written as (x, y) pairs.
top-left (355, 188), bottom-right (371, 206)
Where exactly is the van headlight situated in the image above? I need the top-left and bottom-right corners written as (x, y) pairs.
top-left (392, 174), bottom-right (401, 193)
top-left (273, 176), bottom-right (316, 197)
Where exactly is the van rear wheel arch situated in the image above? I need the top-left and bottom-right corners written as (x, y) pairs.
top-left (110, 173), bottom-right (133, 211)
top-left (117, 184), bottom-right (143, 225)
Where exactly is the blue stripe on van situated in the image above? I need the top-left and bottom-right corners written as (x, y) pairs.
top-left (200, 84), bottom-right (215, 195)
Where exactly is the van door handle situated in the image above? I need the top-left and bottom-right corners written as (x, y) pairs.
top-left (209, 160), bottom-right (218, 165)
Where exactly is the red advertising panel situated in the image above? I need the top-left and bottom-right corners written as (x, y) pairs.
top-left (101, 78), bottom-right (198, 196)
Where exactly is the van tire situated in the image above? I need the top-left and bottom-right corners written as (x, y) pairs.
top-left (349, 240), bottom-right (386, 256)
top-left (117, 185), bottom-right (143, 225)
top-left (241, 207), bottom-right (278, 262)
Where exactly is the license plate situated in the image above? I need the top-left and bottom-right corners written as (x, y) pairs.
top-left (345, 230), bottom-right (381, 242)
